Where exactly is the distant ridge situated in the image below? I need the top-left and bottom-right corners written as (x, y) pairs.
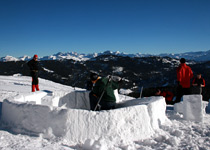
top-left (1, 50), bottom-right (210, 62)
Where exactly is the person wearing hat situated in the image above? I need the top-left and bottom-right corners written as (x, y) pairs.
top-left (27, 54), bottom-right (40, 92)
top-left (86, 71), bottom-right (100, 91)
top-left (175, 58), bottom-right (193, 103)
top-left (88, 72), bottom-right (122, 111)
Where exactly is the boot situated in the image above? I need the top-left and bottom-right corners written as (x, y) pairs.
top-left (32, 85), bottom-right (36, 92)
top-left (35, 84), bottom-right (40, 91)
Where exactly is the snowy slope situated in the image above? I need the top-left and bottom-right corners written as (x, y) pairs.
top-left (0, 75), bottom-right (210, 150)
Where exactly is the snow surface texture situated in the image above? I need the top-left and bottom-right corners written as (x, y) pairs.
top-left (0, 75), bottom-right (210, 150)
top-left (2, 89), bottom-right (168, 144)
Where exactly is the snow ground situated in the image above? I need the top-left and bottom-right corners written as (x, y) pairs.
top-left (0, 75), bottom-right (210, 150)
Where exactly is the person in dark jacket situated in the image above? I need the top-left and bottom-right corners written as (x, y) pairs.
top-left (86, 71), bottom-right (100, 91)
top-left (192, 73), bottom-right (205, 94)
top-left (89, 73), bottom-right (121, 111)
top-left (27, 54), bottom-right (40, 92)
top-left (175, 58), bottom-right (193, 103)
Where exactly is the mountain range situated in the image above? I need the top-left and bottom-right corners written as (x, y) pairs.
top-left (1, 50), bottom-right (210, 62)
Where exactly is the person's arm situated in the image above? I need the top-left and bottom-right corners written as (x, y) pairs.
top-left (201, 79), bottom-right (205, 87)
top-left (176, 67), bottom-right (181, 85)
top-left (190, 68), bottom-right (194, 79)
top-left (192, 78), bottom-right (197, 86)
top-left (27, 60), bottom-right (33, 70)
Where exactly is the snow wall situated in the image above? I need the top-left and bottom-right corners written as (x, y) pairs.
top-left (1, 90), bottom-right (168, 144)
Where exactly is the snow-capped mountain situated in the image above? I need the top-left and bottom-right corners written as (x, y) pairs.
top-left (19, 55), bottom-right (31, 61)
top-left (0, 55), bottom-right (31, 62)
top-left (159, 50), bottom-right (210, 62)
top-left (0, 55), bottom-right (19, 62)
top-left (1, 50), bottom-right (210, 62)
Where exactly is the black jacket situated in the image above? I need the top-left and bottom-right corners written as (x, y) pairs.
top-left (27, 59), bottom-right (39, 71)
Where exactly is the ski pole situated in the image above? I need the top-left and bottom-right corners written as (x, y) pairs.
top-left (139, 86), bottom-right (143, 98)
top-left (94, 76), bottom-right (112, 111)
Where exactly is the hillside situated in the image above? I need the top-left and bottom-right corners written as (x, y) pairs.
top-left (0, 55), bottom-right (210, 101)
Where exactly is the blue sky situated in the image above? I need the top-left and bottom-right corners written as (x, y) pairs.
top-left (0, 0), bottom-right (210, 57)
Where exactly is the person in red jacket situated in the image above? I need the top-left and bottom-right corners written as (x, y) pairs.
top-left (155, 89), bottom-right (174, 104)
top-left (175, 58), bottom-right (193, 103)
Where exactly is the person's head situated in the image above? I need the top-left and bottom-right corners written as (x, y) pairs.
top-left (197, 73), bottom-right (202, 79)
top-left (155, 89), bottom-right (161, 95)
top-left (33, 54), bottom-right (38, 61)
top-left (180, 58), bottom-right (186, 64)
top-left (90, 71), bottom-right (99, 81)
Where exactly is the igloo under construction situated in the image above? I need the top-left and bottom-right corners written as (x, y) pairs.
top-left (1, 90), bottom-right (169, 144)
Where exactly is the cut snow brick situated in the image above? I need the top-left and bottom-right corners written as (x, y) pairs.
top-left (183, 95), bottom-right (203, 122)
top-left (174, 101), bottom-right (184, 114)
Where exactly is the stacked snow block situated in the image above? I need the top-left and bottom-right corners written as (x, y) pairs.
top-left (58, 91), bottom-right (90, 110)
top-left (174, 95), bottom-right (203, 122)
top-left (12, 91), bottom-right (48, 104)
top-left (174, 101), bottom-right (184, 114)
top-left (0, 102), bottom-right (2, 120)
top-left (1, 93), bottom-right (168, 144)
top-left (206, 99), bottom-right (210, 114)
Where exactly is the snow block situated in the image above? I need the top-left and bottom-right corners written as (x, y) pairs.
top-left (65, 105), bottom-right (154, 143)
top-left (142, 97), bottom-right (168, 130)
top-left (206, 99), bottom-right (210, 114)
top-left (13, 91), bottom-right (48, 104)
top-left (1, 96), bottom-right (168, 144)
top-left (183, 95), bottom-right (203, 122)
top-left (2, 100), bottom-right (67, 136)
top-left (117, 96), bottom-right (168, 130)
top-left (58, 91), bottom-right (90, 109)
top-left (174, 101), bottom-right (184, 114)
top-left (0, 102), bottom-right (2, 121)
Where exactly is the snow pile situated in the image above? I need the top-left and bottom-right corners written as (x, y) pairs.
top-left (1, 89), bottom-right (168, 144)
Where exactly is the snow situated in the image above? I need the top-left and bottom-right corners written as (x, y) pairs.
top-left (207, 99), bottom-right (210, 113)
top-left (119, 88), bottom-right (133, 95)
top-left (43, 67), bottom-right (54, 73)
top-left (183, 95), bottom-right (203, 122)
top-left (0, 75), bottom-right (210, 150)
top-left (174, 95), bottom-right (204, 122)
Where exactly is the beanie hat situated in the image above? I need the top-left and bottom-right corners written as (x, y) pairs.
top-left (90, 72), bottom-right (99, 81)
top-left (34, 54), bottom-right (38, 58)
